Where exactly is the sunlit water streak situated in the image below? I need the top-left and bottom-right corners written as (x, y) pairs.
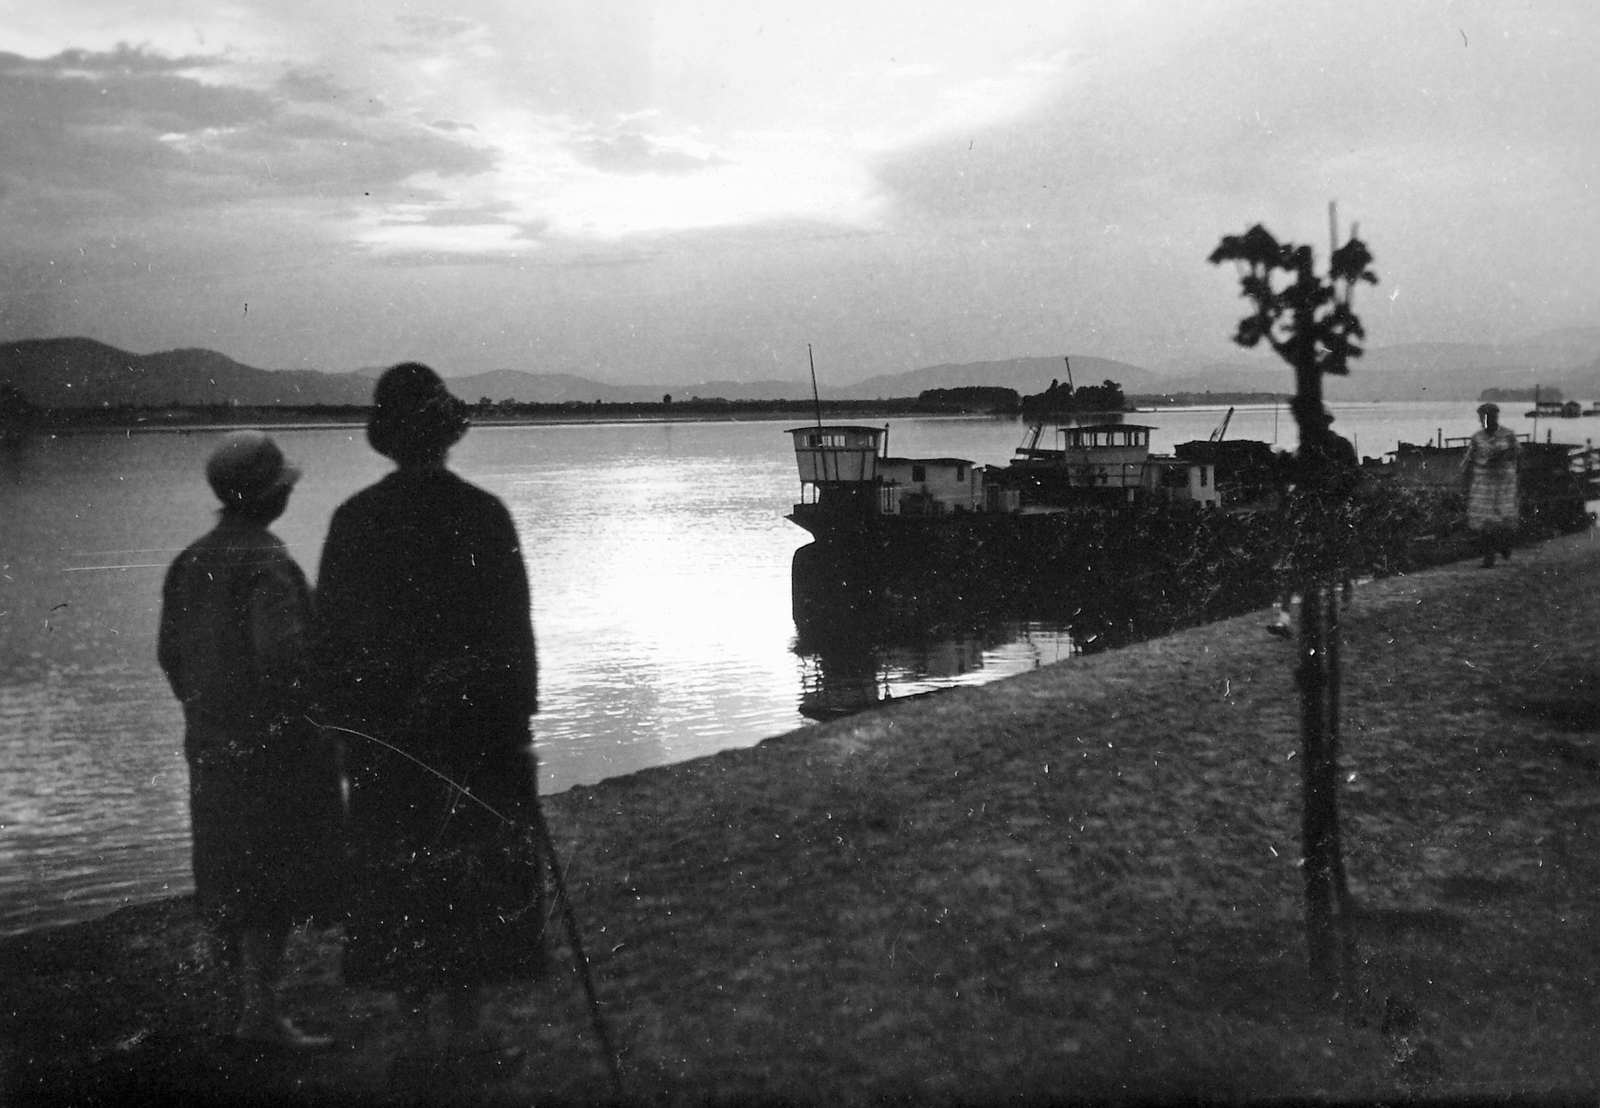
top-left (0, 401), bottom-right (1568, 935)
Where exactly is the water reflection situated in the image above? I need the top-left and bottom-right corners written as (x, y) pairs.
top-left (790, 543), bottom-right (1095, 721)
top-left (784, 514), bottom-right (1261, 723)
top-left (797, 627), bottom-right (1066, 721)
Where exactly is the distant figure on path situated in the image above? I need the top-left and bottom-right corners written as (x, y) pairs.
top-left (315, 362), bottom-right (543, 1063)
top-left (158, 431), bottom-right (342, 1049)
top-left (1462, 402), bottom-right (1520, 567)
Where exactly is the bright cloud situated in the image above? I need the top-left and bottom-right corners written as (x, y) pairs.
top-left (2, 0), bottom-right (1085, 259)
top-left (338, 1), bottom-right (1082, 252)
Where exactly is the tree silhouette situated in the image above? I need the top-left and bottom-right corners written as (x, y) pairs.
top-left (1210, 213), bottom-right (1377, 1002)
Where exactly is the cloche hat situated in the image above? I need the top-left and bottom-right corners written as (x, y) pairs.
top-left (367, 362), bottom-right (469, 462)
top-left (206, 431), bottom-right (300, 506)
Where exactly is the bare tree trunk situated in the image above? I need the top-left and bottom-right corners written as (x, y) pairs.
top-left (1293, 359), bottom-right (1354, 1003)
top-left (1297, 576), bottom-right (1354, 1002)
top-left (1298, 582), bottom-right (1337, 996)
top-left (1327, 586), bottom-right (1358, 985)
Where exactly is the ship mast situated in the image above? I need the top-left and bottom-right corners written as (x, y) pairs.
top-left (808, 344), bottom-right (823, 429)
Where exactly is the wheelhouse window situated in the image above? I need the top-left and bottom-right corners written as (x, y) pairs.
top-left (805, 432), bottom-right (866, 448)
top-left (911, 464), bottom-right (927, 482)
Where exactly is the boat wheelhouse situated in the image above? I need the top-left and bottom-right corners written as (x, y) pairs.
top-left (789, 425), bottom-right (883, 485)
top-left (1001, 417), bottom-right (1219, 510)
top-left (788, 425), bottom-right (887, 526)
top-left (787, 424), bottom-right (986, 536)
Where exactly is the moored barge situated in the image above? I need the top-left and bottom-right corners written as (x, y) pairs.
top-left (785, 413), bottom-right (1236, 544)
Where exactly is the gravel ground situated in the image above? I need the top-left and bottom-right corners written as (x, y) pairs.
top-left (5, 529), bottom-right (1600, 1106)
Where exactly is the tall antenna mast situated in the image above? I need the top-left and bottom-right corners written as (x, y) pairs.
top-left (808, 343), bottom-right (823, 428)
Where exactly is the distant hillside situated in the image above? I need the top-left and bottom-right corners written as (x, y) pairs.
top-left (0, 338), bottom-right (1161, 409)
top-left (0, 339), bottom-right (850, 408)
top-left (448, 358), bottom-right (1158, 405)
top-left (1168, 333), bottom-right (1600, 402)
top-left (6, 332), bottom-right (1599, 411)
top-left (0, 338), bottom-right (371, 407)
top-left (1329, 339), bottom-right (1600, 401)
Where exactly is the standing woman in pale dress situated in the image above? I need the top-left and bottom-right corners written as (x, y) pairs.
top-left (1462, 401), bottom-right (1521, 567)
top-left (315, 363), bottom-right (543, 1062)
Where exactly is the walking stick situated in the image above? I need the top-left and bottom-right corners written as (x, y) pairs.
top-left (312, 720), bottom-right (624, 1095)
top-left (526, 797), bottom-right (625, 1096)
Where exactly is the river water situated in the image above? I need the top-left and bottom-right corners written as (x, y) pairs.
top-left (0, 400), bottom-right (1579, 935)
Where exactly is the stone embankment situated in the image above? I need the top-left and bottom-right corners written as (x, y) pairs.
top-left (5, 530), bottom-right (1600, 1105)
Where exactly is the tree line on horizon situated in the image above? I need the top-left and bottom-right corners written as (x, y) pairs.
top-left (0, 377), bottom-right (1288, 432)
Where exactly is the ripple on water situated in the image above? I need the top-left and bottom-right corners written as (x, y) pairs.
top-left (0, 667), bottom-right (192, 936)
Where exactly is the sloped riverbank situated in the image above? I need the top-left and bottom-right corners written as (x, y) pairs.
top-left (5, 530), bottom-right (1600, 1105)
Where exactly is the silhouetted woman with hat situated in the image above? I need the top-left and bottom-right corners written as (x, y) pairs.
top-left (159, 431), bottom-right (341, 1048)
top-left (315, 363), bottom-right (542, 1064)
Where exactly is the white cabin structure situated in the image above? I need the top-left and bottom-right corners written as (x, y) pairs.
top-left (877, 456), bottom-right (985, 515)
top-left (1145, 457), bottom-right (1220, 508)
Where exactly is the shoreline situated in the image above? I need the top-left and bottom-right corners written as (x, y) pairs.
top-left (6, 531), bottom-right (1600, 1103)
top-left (9, 396), bottom-right (1584, 442)
top-left (0, 393), bottom-right (1307, 437)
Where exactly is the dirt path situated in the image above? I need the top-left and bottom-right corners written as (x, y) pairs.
top-left (6, 531), bottom-right (1600, 1105)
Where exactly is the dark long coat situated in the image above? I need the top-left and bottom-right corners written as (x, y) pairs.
top-left (315, 467), bottom-right (543, 989)
top-left (158, 518), bottom-right (343, 931)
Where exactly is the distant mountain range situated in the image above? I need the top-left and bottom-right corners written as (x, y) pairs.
top-left (4, 332), bottom-right (1600, 410)
top-left (1179, 332), bottom-right (1600, 402)
top-left (0, 338), bottom-right (374, 408)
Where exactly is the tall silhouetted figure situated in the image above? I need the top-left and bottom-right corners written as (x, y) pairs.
top-left (159, 431), bottom-right (341, 1048)
top-left (316, 362), bottom-right (543, 1065)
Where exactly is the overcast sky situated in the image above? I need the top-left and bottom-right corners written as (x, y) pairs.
top-left (1, 1), bottom-right (1596, 384)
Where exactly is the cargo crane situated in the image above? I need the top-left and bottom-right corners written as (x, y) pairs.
top-left (1209, 406), bottom-right (1234, 442)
